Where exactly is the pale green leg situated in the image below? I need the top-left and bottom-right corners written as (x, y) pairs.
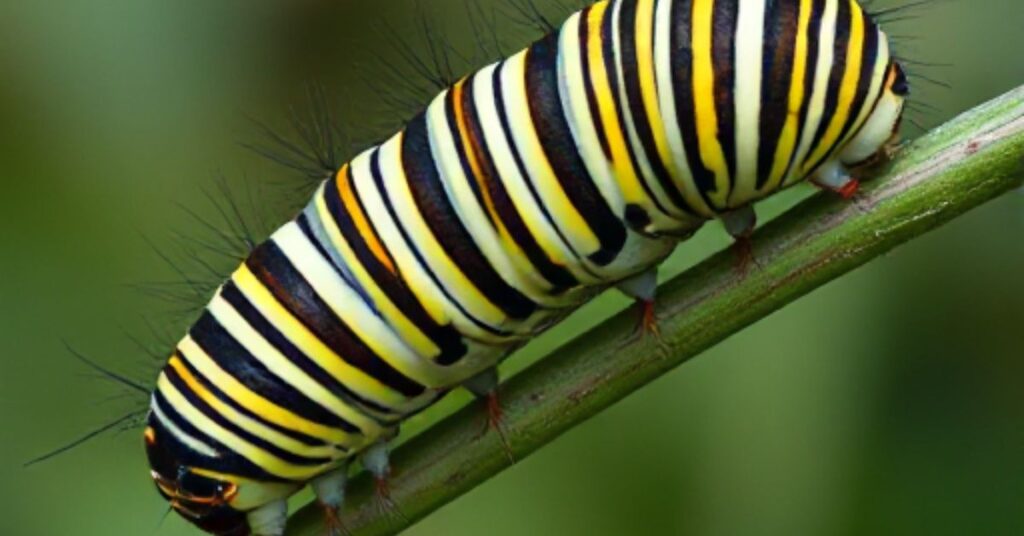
top-left (247, 499), bottom-right (288, 536)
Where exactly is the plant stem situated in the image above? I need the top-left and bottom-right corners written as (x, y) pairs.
top-left (287, 85), bottom-right (1024, 536)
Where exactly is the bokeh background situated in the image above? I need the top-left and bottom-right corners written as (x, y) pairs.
top-left (1, 1), bottom-right (1021, 535)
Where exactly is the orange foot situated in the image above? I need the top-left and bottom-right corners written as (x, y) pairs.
top-left (484, 391), bottom-right (515, 464)
top-left (373, 477), bottom-right (408, 524)
top-left (639, 299), bottom-right (661, 339)
top-left (837, 178), bottom-right (861, 199)
top-left (321, 502), bottom-right (347, 536)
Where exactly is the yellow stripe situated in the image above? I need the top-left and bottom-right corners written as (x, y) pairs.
top-left (230, 265), bottom-right (406, 413)
top-left (691, 0), bottom-right (731, 208)
top-left (507, 50), bottom-right (602, 258)
top-left (176, 338), bottom-right (354, 446)
top-left (586, 2), bottom-right (651, 210)
top-left (336, 165), bottom-right (396, 275)
top-left (803, 0), bottom-right (865, 172)
top-left (157, 373), bottom-right (331, 480)
top-left (635, 0), bottom-right (677, 188)
top-left (472, 62), bottom-right (593, 286)
top-left (313, 187), bottom-right (442, 361)
top-left (838, 34), bottom-right (890, 151)
top-left (388, 129), bottom-right (507, 326)
top-left (167, 356), bottom-right (341, 460)
top-left (452, 80), bottom-right (554, 297)
top-left (764, 0), bottom-right (813, 193)
top-left (453, 80), bottom-right (500, 229)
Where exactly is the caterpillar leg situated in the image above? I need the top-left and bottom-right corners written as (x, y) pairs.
top-left (311, 465), bottom-right (349, 536)
top-left (361, 442), bottom-right (407, 523)
top-left (616, 268), bottom-right (660, 338)
top-left (720, 206), bottom-right (758, 273)
top-left (246, 499), bottom-right (289, 536)
top-left (463, 367), bottom-right (515, 463)
top-left (812, 161), bottom-right (860, 199)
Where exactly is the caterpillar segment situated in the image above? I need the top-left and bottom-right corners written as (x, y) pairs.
top-left (142, 0), bottom-right (908, 534)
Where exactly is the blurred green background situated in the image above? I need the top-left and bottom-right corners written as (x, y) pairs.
top-left (1, 1), bottom-right (1021, 535)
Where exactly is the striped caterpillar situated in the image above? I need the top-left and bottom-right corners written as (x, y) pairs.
top-left (142, 0), bottom-right (908, 534)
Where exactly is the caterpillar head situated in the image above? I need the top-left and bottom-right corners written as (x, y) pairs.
top-left (144, 423), bottom-right (250, 536)
top-left (840, 61), bottom-right (909, 168)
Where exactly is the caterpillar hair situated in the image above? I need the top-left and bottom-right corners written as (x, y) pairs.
top-left (33, 1), bottom-right (955, 535)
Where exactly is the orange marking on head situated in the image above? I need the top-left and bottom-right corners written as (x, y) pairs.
top-left (144, 426), bottom-right (156, 446)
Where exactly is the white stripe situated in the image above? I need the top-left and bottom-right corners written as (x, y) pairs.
top-left (609, 0), bottom-right (685, 221)
top-left (344, 144), bottom-right (461, 335)
top-left (841, 26), bottom-right (890, 149)
top-left (557, 12), bottom-right (627, 226)
top-left (472, 62), bottom-right (586, 284)
top-left (273, 221), bottom-right (456, 390)
top-left (150, 393), bottom-right (220, 458)
top-left (653, 0), bottom-right (715, 217)
top-left (501, 50), bottom-right (607, 277)
top-left (787, 0), bottom-right (840, 186)
top-left (423, 85), bottom-right (559, 306)
top-left (361, 132), bottom-right (520, 342)
top-left (206, 291), bottom-right (388, 432)
top-left (729, 0), bottom-right (767, 207)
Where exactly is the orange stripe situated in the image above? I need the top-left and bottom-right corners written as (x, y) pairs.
top-left (452, 80), bottom-right (501, 225)
top-left (336, 164), bottom-right (397, 274)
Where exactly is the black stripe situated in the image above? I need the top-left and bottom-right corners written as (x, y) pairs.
top-left (296, 213), bottom-right (371, 307)
top-left (527, 32), bottom-right (626, 265)
top-left (601, 1), bottom-right (672, 219)
top-left (671, 0), bottom-right (718, 209)
top-left (616, 0), bottom-right (694, 216)
top-left (321, 171), bottom-right (468, 366)
top-left (579, 6), bottom-right (613, 160)
top-left (220, 282), bottom-right (399, 422)
top-left (491, 61), bottom-right (601, 280)
top-left (444, 86), bottom-right (494, 231)
top-left (779, 0), bottom-right (826, 182)
top-left (457, 71), bottom-right (579, 292)
top-left (188, 311), bottom-right (361, 434)
top-left (246, 240), bottom-right (427, 398)
top-left (149, 391), bottom-right (287, 483)
top-left (805, 0), bottom-right (852, 170)
top-left (756, 0), bottom-right (800, 188)
top-left (401, 112), bottom-right (538, 320)
top-left (712, 0), bottom-right (739, 189)
top-left (842, 59), bottom-right (893, 158)
top-left (174, 349), bottom-right (333, 449)
top-left (827, 11), bottom-right (880, 165)
top-left (162, 361), bottom-right (333, 468)
top-left (368, 146), bottom-right (508, 337)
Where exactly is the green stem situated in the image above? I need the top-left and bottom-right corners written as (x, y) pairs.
top-left (288, 85), bottom-right (1024, 536)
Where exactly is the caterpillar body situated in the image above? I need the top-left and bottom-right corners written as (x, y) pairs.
top-left (144, 0), bottom-right (908, 534)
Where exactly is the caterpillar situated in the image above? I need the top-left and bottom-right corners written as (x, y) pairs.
top-left (142, 0), bottom-right (909, 534)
